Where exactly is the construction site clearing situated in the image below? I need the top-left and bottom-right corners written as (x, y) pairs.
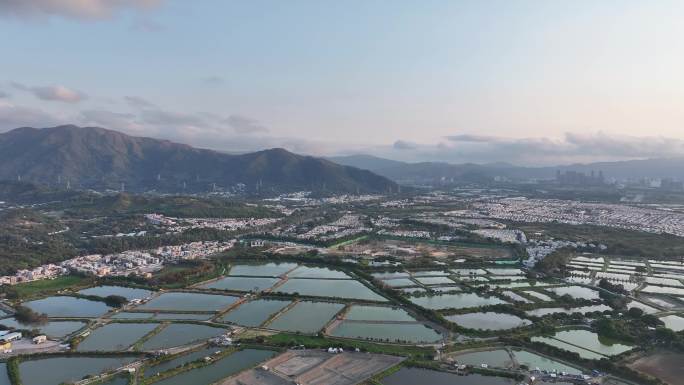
top-left (219, 349), bottom-right (405, 385)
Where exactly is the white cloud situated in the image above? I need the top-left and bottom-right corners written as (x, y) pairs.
top-left (225, 115), bottom-right (268, 134)
top-left (392, 140), bottom-right (417, 150)
top-left (12, 82), bottom-right (85, 103)
top-left (124, 95), bottom-right (155, 108)
top-left (0, 0), bottom-right (162, 20)
top-left (379, 132), bottom-right (684, 165)
top-left (0, 101), bottom-right (63, 129)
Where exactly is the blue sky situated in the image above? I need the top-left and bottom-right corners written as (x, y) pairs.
top-left (1, 0), bottom-right (684, 165)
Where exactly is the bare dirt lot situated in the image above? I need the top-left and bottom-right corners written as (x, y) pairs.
top-left (330, 238), bottom-right (513, 260)
top-left (220, 349), bottom-right (405, 385)
top-left (628, 352), bottom-right (684, 385)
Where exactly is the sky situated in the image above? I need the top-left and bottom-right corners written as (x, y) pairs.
top-left (1, 0), bottom-right (684, 166)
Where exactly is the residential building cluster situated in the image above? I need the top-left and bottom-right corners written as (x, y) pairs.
top-left (0, 241), bottom-right (235, 285)
top-left (472, 229), bottom-right (527, 244)
top-left (523, 238), bottom-right (607, 268)
top-left (0, 264), bottom-right (68, 285)
top-left (473, 198), bottom-right (684, 237)
top-left (377, 229), bottom-right (431, 239)
top-left (62, 250), bottom-right (161, 277)
top-left (297, 225), bottom-right (371, 242)
top-left (155, 241), bottom-right (235, 261)
top-left (146, 214), bottom-right (279, 233)
top-left (264, 192), bottom-right (383, 206)
top-left (370, 217), bottom-right (400, 228)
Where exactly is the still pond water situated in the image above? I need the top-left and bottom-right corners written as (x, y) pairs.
top-left (19, 356), bottom-right (137, 385)
top-left (151, 349), bottom-right (277, 385)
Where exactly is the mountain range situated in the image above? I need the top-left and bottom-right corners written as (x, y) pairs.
top-left (329, 154), bottom-right (684, 184)
top-left (0, 125), bottom-right (397, 194)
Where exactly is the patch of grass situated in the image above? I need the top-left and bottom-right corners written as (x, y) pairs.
top-left (7, 275), bottom-right (92, 300)
top-left (259, 333), bottom-right (434, 359)
top-left (328, 235), bottom-right (369, 249)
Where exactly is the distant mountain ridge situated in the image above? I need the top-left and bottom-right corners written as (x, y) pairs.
top-left (0, 125), bottom-right (397, 194)
top-left (329, 154), bottom-right (684, 183)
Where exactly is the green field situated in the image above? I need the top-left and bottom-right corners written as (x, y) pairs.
top-left (6, 275), bottom-right (92, 300)
top-left (263, 333), bottom-right (435, 359)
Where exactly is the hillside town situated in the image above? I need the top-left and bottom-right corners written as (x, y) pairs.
top-left (0, 241), bottom-right (235, 285)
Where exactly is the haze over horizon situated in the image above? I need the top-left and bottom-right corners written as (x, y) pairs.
top-left (2, 1), bottom-right (684, 166)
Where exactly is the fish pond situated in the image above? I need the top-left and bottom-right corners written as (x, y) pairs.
top-left (453, 349), bottom-right (513, 368)
top-left (150, 349), bottom-right (277, 385)
top-left (660, 314), bottom-right (684, 332)
top-left (522, 290), bottom-right (553, 302)
top-left (512, 350), bottom-right (582, 375)
top-left (220, 299), bottom-right (291, 327)
top-left (77, 322), bottom-right (158, 351)
top-left (526, 304), bottom-right (611, 317)
top-left (411, 270), bottom-right (451, 277)
top-left (276, 279), bottom-right (386, 301)
top-left (641, 285), bottom-right (684, 296)
top-left (546, 286), bottom-right (600, 300)
top-left (141, 323), bottom-right (226, 350)
top-left (18, 356), bottom-right (138, 385)
top-left (198, 276), bottom-right (280, 292)
top-left (530, 337), bottom-right (604, 360)
top-left (329, 321), bottom-right (442, 343)
top-left (0, 318), bottom-right (85, 338)
top-left (228, 263), bottom-right (297, 277)
top-left (409, 293), bottom-right (507, 310)
top-left (267, 301), bottom-right (344, 333)
top-left (137, 292), bottom-right (238, 312)
top-left (110, 312), bottom-right (213, 321)
top-left (372, 272), bottom-right (410, 280)
top-left (287, 266), bottom-right (351, 279)
top-left (97, 376), bottom-right (129, 385)
top-left (414, 276), bottom-right (455, 286)
top-left (144, 346), bottom-right (217, 378)
top-left (626, 301), bottom-right (659, 314)
top-left (446, 312), bottom-right (531, 330)
top-left (381, 278), bottom-right (416, 288)
top-left (78, 285), bottom-right (153, 301)
top-left (345, 305), bottom-right (415, 322)
top-left (532, 329), bottom-right (633, 359)
top-left (501, 291), bottom-right (532, 303)
top-left (24, 296), bottom-right (112, 318)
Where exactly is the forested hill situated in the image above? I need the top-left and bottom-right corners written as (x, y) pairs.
top-left (0, 125), bottom-right (397, 194)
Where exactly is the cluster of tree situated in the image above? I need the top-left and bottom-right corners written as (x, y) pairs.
top-left (598, 287), bottom-right (628, 309)
top-left (62, 193), bottom-right (279, 219)
top-left (13, 305), bottom-right (48, 325)
top-left (598, 279), bottom-right (628, 295)
top-left (148, 260), bottom-right (216, 287)
top-left (0, 209), bottom-right (78, 275)
top-left (103, 295), bottom-right (128, 308)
